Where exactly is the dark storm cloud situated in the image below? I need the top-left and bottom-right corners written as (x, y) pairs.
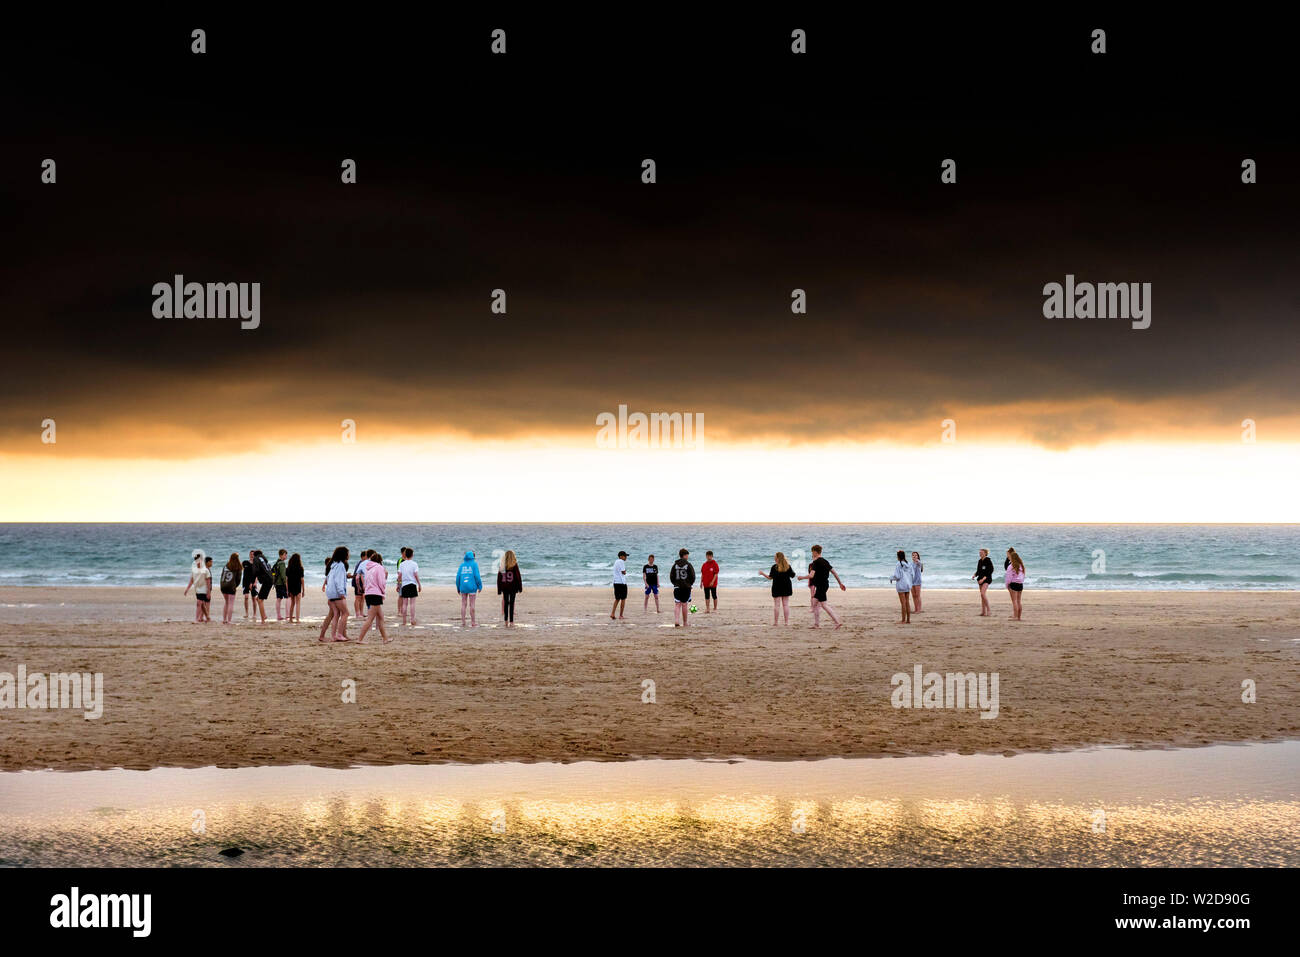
top-left (2, 13), bottom-right (1297, 456)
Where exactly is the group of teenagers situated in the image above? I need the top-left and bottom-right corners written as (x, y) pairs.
top-left (889, 546), bottom-right (1027, 623)
top-left (314, 546), bottom-right (522, 643)
top-left (183, 542), bottom-right (1029, 635)
top-left (615, 544), bottom-right (1030, 628)
top-left (184, 549), bottom-right (307, 624)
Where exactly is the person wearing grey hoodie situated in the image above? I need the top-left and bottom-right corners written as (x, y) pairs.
top-left (455, 550), bottom-right (483, 628)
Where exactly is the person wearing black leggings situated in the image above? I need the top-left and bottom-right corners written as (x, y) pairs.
top-left (497, 550), bottom-right (524, 627)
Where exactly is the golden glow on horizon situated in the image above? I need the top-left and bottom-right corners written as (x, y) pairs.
top-left (3, 437), bottom-right (1297, 522)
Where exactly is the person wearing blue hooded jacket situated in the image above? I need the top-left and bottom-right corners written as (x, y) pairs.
top-left (456, 550), bottom-right (483, 627)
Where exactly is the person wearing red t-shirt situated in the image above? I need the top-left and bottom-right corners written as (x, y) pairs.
top-left (701, 551), bottom-right (720, 613)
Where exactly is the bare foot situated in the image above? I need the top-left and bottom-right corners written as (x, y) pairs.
top-left (833, 621), bottom-right (843, 629)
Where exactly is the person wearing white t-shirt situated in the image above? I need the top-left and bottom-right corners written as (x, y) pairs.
top-left (397, 547), bottom-right (422, 626)
top-left (610, 550), bottom-right (629, 621)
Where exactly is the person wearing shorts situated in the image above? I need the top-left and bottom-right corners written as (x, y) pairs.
top-left (668, 548), bottom-right (695, 628)
top-left (610, 551), bottom-right (629, 620)
top-left (357, 550), bottom-right (390, 642)
top-left (185, 555), bottom-right (212, 623)
top-left (800, 545), bottom-right (844, 629)
top-left (890, 549), bottom-right (914, 624)
top-left (219, 552), bottom-right (241, 623)
top-left (286, 552), bottom-right (305, 623)
top-left (272, 549), bottom-right (289, 620)
top-left (397, 547), bottom-right (421, 625)
top-left (1004, 548), bottom-right (1026, 621)
top-left (241, 553), bottom-right (255, 618)
top-left (352, 549), bottom-right (372, 619)
top-left (199, 556), bottom-right (213, 621)
top-left (700, 551), bottom-right (719, 613)
top-left (642, 554), bottom-right (660, 614)
top-left (252, 550), bottom-right (273, 622)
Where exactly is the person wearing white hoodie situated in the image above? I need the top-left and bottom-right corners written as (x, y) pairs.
top-left (890, 550), bottom-right (914, 624)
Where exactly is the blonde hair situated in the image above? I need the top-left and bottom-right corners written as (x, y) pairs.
top-left (774, 552), bottom-right (790, 573)
top-left (503, 550), bottom-right (518, 570)
top-left (1007, 548), bottom-right (1024, 574)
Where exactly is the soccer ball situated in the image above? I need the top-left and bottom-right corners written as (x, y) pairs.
top-left (689, 604), bottom-right (698, 614)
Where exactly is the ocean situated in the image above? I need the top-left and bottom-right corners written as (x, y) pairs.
top-left (1, 523), bottom-right (1296, 591)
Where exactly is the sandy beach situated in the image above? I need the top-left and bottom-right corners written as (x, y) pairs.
top-left (1, 586), bottom-right (1297, 770)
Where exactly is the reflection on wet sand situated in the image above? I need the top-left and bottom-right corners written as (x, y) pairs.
top-left (1, 743), bottom-right (1296, 867)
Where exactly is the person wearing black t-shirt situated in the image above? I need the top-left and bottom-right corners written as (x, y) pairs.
top-left (642, 555), bottom-right (660, 614)
top-left (759, 551), bottom-right (798, 625)
top-left (241, 552), bottom-right (255, 619)
top-left (797, 544), bottom-right (845, 629)
top-left (972, 548), bottom-right (994, 616)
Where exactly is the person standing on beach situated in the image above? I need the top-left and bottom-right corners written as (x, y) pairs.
top-left (611, 550), bottom-right (629, 620)
top-left (272, 549), bottom-right (290, 621)
top-left (700, 551), bottom-right (720, 613)
top-left (456, 549), bottom-right (483, 627)
top-left (669, 548), bottom-right (696, 628)
top-left (184, 554), bottom-right (211, 623)
top-left (910, 551), bottom-right (924, 613)
top-left (319, 546), bottom-right (351, 642)
top-left (759, 551), bottom-right (797, 625)
top-left (497, 549), bottom-right (523, 627)
top-left (286, 552), bottom-right (305, 623)
top-left (241, 552), bottom-right (255, 619)
top-left (397, 547), bottom-right (421, 625)
top-left (353, 549), bottom-right (372, 620)
top-left (1004, 548), bottom-right (1026, 620)
top-left (890, 550), bottom-right (914, 623)
top-left (972, 549), bottom-right (994, 616)
top-left (356, 551), bottom-right (390, 643)
top-left (642, 554), bottom-right (660, 614)
top-left (800, 545), bottom-right (844, 628)
top-left (252, 550), bottom-right (273, 623)
top-left (219, 553), bottom-right (241, 623)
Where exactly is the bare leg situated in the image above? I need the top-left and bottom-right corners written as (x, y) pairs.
top-left (772, 597), bottom-right (779, 625)
top-left (409, 598), bottom-right (417, 626)
top-left (781, 595), bottom-right (790, 623)
top-left (317, 604), bottom-right (337, 641)
top-left (821, 601), bottom-right (842, 628)
top-left (462, 593), bottom-right (469, 627)
top-left (468, 593), bottom-right (477, 627)
top-left (357, 605), bottom-right (379, 643)
top-left (911, 585), bottom-right (921, 613)
top-left (332, 600), bottom-right (350, 640)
